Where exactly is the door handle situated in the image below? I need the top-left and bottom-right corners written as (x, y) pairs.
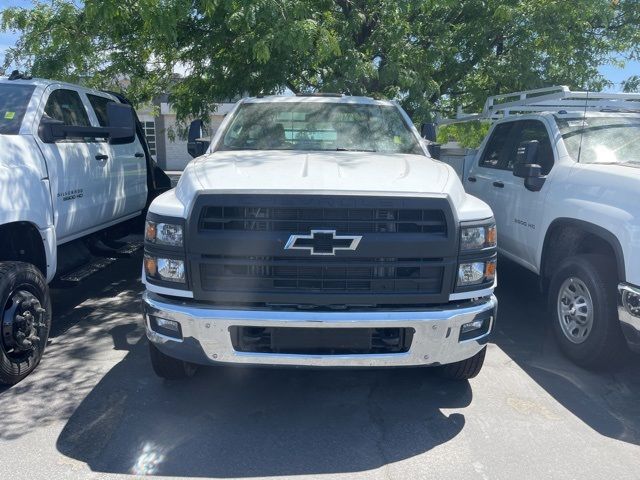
top-left (468, 176), bottom-right (477, 182)
top-left (95, 154), bottom-right (109, 161)
top-left (134, 152), bottom-right (144, 158)
top-left (493, 181), bottom-right (504, 188)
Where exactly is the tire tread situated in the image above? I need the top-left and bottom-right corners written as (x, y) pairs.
top-left (437, 347), bottom-right (486, 380)
top-left (148, 342), bottom-right (196, 380)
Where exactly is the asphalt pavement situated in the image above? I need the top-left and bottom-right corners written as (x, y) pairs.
top-left (1, 251), bottom-right (639, 480)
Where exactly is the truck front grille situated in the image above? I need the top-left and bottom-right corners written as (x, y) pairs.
top-left (187, 194), bottom-right (458, 306)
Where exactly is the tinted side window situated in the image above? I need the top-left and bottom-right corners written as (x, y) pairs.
top-left (43, 89), bottom-right (90, 126)
top-left (87, 94), bottom-right (114, 127)
top-left (0, 84), bottom-right (36, 135)
top-left (508, 120), bottom-right (554, 174)
top-left (479, 123), bottom-right (514, 169)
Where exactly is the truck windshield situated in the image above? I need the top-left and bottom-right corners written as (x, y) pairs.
top-left (558, 117), bottom-right (640, 165)
top-left (0, 84), bottom-right (36, 135)
top-left (218, 101), bottom-right (423, 154)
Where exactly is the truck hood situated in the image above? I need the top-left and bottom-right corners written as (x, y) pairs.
top-left (153, 150), bottom-right (491, 222)
top-left (188, 150), bottom-right (450, 195)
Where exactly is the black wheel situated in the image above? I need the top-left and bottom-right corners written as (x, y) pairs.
top-left (0, 261), bottom-right (52, 385)
top-left (548, 254), bottom-right (625, 368)
top-left (148, 342), bottom-right (198, 379)
top-left (436, 347), bottom-right (486, 380)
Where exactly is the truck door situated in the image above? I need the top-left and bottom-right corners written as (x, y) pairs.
top-left (35, 87), bottom-right (112, 242)
top-left (499, 120), bottom-right (555, 268)
top-left (465, 122), bottom-right (519, 254)
top-left (86, 93), bottom-right (148, 220)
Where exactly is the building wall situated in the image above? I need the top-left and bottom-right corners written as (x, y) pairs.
top-left (135, 102), bottom-right (235, 171)
top-left (158, 114), bottom-right (226, 170)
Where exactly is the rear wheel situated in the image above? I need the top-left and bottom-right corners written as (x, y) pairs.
top-left (548, 254), bottom-right (624, 368)
top-left (435, 347), bottom-right (486, 380)
top-left (0, 261), bottom-right (52, 385)
top-left (148, 342), bottom-right (198, 379)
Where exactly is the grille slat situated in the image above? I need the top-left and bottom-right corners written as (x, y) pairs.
top-left (199, 256), bottom-right (444, 294)
top-left (199, 206), bottom-right (447, 234)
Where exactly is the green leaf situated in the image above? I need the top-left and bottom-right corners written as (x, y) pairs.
top-left (2, 0), bottom-right (637, 119)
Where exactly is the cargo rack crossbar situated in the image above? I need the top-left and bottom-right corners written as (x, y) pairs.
top-left (437, 86), bottom-right (640, 125)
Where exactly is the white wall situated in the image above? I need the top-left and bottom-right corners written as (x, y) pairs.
top-left (162, 115), bottom-right (225, 171)
top-left (159, 102), bottom-right (235, 171)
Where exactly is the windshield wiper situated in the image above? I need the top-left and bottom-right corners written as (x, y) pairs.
top-left (335, 147), bottom-right (376, 152)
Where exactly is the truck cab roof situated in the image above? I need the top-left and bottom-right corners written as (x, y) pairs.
top-left (0, 75), bottom-right (115, 98)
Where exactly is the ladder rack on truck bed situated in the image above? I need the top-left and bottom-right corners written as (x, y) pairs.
top-left (437, 86), bottom-right (640, 125)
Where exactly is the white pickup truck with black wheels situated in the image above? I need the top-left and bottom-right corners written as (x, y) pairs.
top-left (438, 86), bottom-right (640, 368)
top-left (142, 94), bottom-right (498, 381)
top-left (0, 71), bottom-right (170, 384)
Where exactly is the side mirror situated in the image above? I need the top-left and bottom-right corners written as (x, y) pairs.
top-left (515, 140), bottom-right (539, 167)
top-left (38, 117), bottom-right (68, 143)
top-left (426, 142), bottom-right (441, 160)
top-left (188, 119), bottom-right (210, 158)
top-left (513, 141), bottom-right (546, 191)
top-left (106, 102), bottom-right (136, 144)
top-left (513, 163), bottom-right (542, 179)
top-left (420, 122), bottom-right (437, 142)
top-left (513, 162), bottom-right (546, 192)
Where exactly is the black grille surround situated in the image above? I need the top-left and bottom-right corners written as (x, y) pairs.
top-left (187, 194), bottom-right (459, 307)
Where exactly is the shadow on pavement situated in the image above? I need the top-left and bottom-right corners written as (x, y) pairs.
top-left (493, 257), bottom-right (640, 445)
top-left (0, 256), bottom-right (145, 440)
top-left (4, 244), bottom-right (637, 476)
top-left (56, 324), bottom-right (471, 477)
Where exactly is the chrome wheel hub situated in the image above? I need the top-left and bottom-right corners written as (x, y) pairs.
top-left (557, 277), bottom-right (594, 344)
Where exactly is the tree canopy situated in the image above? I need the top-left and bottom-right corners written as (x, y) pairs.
top-left (2, 0), bottom-right (639, 122)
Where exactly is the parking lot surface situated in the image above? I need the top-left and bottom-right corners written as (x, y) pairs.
top-left (1, 251), bottom-right (639, 480)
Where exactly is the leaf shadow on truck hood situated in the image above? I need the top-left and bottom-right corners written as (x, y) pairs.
top-left (188, 150), bottom-right (452, 195)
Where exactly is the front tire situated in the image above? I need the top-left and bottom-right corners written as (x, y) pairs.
top-left (0, 261), bottom-right (52, 385)
top-left (148, 342), bottom-right (198, 379)
top-left (436, 347), bottom-right (486, 380)
top-left (548, 254), bottom-right (624, 368)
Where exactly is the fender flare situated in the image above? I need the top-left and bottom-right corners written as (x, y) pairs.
top-left (541, 217), bottom-right (625, 281)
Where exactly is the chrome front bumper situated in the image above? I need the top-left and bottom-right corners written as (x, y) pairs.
top-left (143, 292), bottom-right (497, 368)
top-left (618, 283), bottom-right (640, 353)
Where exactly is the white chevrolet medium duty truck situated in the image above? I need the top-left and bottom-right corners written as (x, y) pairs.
top-left (0, 72), bottom-right (170, 384)
top-left (442, 86), bottom-right (640, 368)
top-left (142, 94), bottom-right (498, 380)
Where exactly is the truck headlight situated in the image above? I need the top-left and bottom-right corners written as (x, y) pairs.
top-left (144, 255), bottom-right (186, 283)
top-left (145, 220), bottom-right (184, 247)
top-left (457, 259), bottom-right (496, 287)
top-left (460, 223), bottom-right (497, 251)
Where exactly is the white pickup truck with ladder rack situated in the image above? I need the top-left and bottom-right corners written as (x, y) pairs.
top-left (437, 86), bottom-right (640, 367)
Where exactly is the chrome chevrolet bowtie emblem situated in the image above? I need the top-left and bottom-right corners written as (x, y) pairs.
top-left (284, 230), bottom-right (362, 256)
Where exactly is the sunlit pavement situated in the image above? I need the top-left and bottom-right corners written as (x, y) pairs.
top-left (1, 252), bottom-right (639, 480)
